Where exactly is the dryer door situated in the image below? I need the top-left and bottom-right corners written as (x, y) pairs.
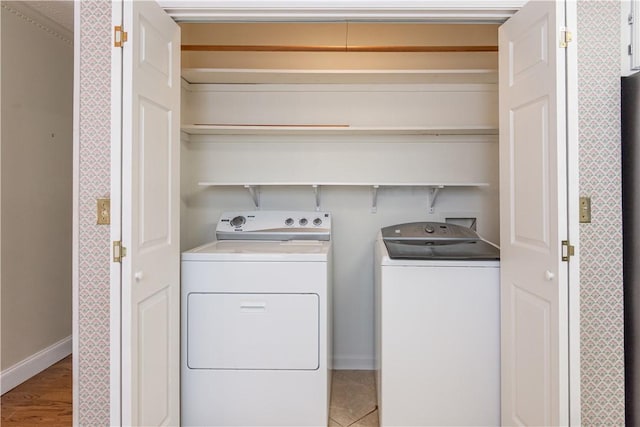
top-left (187, 292), bottom-right (319, 370)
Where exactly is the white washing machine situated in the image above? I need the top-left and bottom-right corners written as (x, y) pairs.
top-left (374, 222), bottom-right (500, 427)
top-left (181, 210), bottom-right (332, 427)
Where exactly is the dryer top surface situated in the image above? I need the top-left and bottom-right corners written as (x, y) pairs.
top-left (182, 239), bottom-right (331, 262)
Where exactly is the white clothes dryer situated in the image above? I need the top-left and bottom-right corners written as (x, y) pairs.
top-left (181, 211), bottom-right (332, 427)
top-left (374, 222), bottom-right (500, 427)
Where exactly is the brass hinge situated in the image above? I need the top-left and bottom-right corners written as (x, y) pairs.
top-left (114, 26), bottom-right (128, 48)
top-left (560, 27), bottom-right (573, 48)
top-left (113, 240), bottom-right (127, 263)
top-left (561, 240), bottom-right (575, 262)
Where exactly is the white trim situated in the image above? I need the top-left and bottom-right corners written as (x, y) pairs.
top-left (622, 0), bottom-right (632, 76)
top-left (0, 0), bottom-right (3, 396)
top-left (158, 0), bottom-right (525, 22)
top-left (332, 356), bottom-right (374, 370)
top-left (110, 1), bottom-right (124, 426)
top-left (631, 0), bottom-right (640, 72)
top-left (182, 69), bottom-right (499, 85)
top-left (183, 81), bottom-right (498, 93)
top-left (159, 0), bottom-right (526, 6)
top-left (0, 336), bottom-right (72, 395)
top-left (565, 0), bottom-right (581, 424)
top-left (72, 1), bottom-right (80, 426)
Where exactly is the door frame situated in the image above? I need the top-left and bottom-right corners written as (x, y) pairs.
top-left (107, 1), bottom-right (580, 425)
top-left (565, 2), bottom-right (581, 422)
top-left (72, 2), bottom-right (80, 426)
top-left (110, 1), bottom-right (124, 424)
top-left (157, 0), bottom-right (527, 22)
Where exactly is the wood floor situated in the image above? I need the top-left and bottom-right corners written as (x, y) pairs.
top-left (1, 356), bottom-right (72, 427)
top-left (0, 357), bottom-right (378, 426)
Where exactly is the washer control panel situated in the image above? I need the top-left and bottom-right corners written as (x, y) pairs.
top-left (217, 211), bottom-right (331, 241)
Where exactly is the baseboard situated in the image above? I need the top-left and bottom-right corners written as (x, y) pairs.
top-left (1, 335), bottom-right (72, 395)
top-left (333, 356), bottom-right (374, 370)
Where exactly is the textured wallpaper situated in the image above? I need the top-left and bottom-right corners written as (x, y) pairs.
top-left (77, 1), bottom-right (111, 425)
top-left (577, 0), bottom-right (626, 425)
top-left (75, 1), bottom-right (626, 424)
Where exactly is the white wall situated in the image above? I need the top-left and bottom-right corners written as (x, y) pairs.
top-left (622, 0), bottom-right (633, 76)
top-left (181, 82), bottom-right (498, 368)
top-left (0, 4), bottom-right (73, 374)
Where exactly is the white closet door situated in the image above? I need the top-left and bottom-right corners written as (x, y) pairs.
top-left (499, 1), bottom-right (572, 425)
top-left (120, 1), bottom-right (181, 425)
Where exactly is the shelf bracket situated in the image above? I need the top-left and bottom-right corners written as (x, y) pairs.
top-left (371, 185), bottom-right (380, 213)
top-left (244, 185), bottom-right (260, 208)
top-left (427, 185), bottom-right (444, 213)
top-left (312, 185), bottom-right (321, 211)
top-left (310, 185), bottom-right (321, 211)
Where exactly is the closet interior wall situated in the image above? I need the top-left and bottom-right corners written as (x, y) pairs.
top-left (179, 22), bottom-right (499, 368)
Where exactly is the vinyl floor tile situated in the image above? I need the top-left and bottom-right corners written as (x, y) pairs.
top-left (352, 409), bottom-right (379, 427)
top-left (329, 370), bottom-right (378, 427)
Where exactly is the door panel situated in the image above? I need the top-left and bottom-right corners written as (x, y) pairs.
top-left (121, 1), bottom-right (180, 425)
top-left (139, 289), bottom-right (170, 426)
top-left (139, 16), bottom-right (173, 81)
top-left (512, 96), bottom-right (549, 248)
top-left (511, 17), bottom-right (549, 83)
top-left (513, 286), bottom-right (551, 426)
top-left (499, 1), bottom-right (569, 425)
top-left (139, 97), bottom-right (171, 249)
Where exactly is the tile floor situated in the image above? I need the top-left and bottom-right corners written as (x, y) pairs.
top-left (329, 370), bottom-right (379, 427)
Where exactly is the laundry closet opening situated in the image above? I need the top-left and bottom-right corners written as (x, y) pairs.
top-left (178, 22), bottom-right (499, 370)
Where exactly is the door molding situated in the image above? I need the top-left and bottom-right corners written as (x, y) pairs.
top-left (110, 1), bottom-right (124, 425)
top-left (565, 1), bottom-right (581, 424)
top-left (158, 0), bottom-right (526, 22)
top-left (72, 2), bottom-right (80, 426)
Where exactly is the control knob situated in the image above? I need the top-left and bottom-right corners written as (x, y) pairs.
top-left (299, 218), bottom-right (308, 226)
top-left (424, 225), bottom-right (435, 234)
top-left (285, 218), bottom-right (295, 226)
top-left (230, 216), bottom-right (246, 227)
top-left (313, 218), bottom-right (323, 226)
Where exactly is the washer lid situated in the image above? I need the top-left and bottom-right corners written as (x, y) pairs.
top-left (381, 222), bottom-right (499, 260)
top-left (182, 240), bottom-right (331, 262)
top-left (383, 239), bottom-right (500, 261)
top-left (382, 221), bottom-right (479, 244)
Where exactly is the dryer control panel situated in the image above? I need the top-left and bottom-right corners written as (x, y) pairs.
top-left (216, 210), bottom-right (331, 241)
